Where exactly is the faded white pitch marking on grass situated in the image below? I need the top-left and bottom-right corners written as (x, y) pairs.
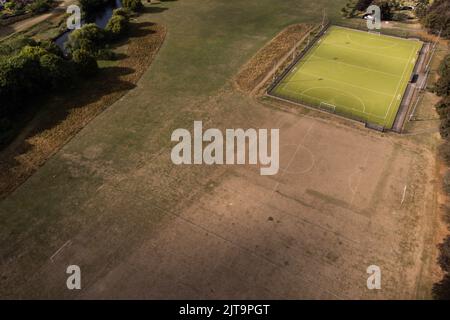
top-left (50, 240), bottom-right (72, 263)
top-left (401, 185), bottom-right (407, 205)
top-left (278, 144), bottom-right (316, 175)
top-left (349, 152), bottom-right (370, 206)
top-left (270, 122), bottom-right (315, 195)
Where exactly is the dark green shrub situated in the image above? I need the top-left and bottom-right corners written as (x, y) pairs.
top-left (439, 55), bottom-right (450, 78)
top-left (0, 37), bottom-right (38, 58)
top-left (27, 0), bottom-right (54, 14)
top-left (421, 0), bottom-right (450, 38)
top-left (72, 49), bottom-right (98, 77)
top-left (79, 0), bottom-right (111, 16)
top-left (105, 14), bottom-right (129, 39)
top-left (435, 73), bottom-right (450, 97)
top-left (122, 0), bottom-right (143, 12)
top-left (112, 8), bottom-right (132, 18)
top-left (66, 23), bottom-right (106, 56)
top-left (436, 97), bottom-right (450, 119)
top-left (378, 0), bottom-right (393, 20)
top-left (40, 54), bottom-right (75, 88)
top-left (38, 40), bottom-right (64, 57)
top-left (392, 12), bottom-right (409, 21)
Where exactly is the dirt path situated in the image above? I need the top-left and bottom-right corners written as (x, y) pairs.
top-left (0, 0), bottom-right (75, 40)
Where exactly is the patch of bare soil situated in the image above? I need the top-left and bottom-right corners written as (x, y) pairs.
top-left (0, 22), bottom-right (166, 198)
top-left (234, 23), bottom-right (314, 93)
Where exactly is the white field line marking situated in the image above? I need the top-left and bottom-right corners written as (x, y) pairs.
top-left (350, 152), bottom-right (370, 206)
top-left (277, 27), bottom-right (419, 124)
top-left (301, 86), bottom-right (367, 113)
top-left (401, 185), bottom-right (407, 205)
top-left (333, 25), bottom-right (419, 43)
top-left (142, 193), bottom-right (349, 300)
top-left (345, 33), bottom-right (398, 50)
top-left (288, 69), bottom-right (394, 97)
top-left (383, 46), bottom-right (416, 120)
top-left (310, 53), bottom-right (401, 78)
top-left (281, 87), bottom-right (386, 119)
top-left (50, 240), bottom-right (72, 263)
top-left (321, 42), bottom-right (409, 62)
top-left (270, 123), bottom-right (315, 195)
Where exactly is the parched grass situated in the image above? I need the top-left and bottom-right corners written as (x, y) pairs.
top-left (235, 23), bottom-right (314, 93)
top-left (271, 26), bottom-right (423, 129)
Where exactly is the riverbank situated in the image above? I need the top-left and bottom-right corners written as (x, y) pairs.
top-left (0, 19), bottom-right (166, 197)
top-left (0, 0), bottom-right (76, 41)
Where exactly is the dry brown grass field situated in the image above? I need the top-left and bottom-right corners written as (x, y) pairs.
top-left (0, 0), bottom-right (444, 299)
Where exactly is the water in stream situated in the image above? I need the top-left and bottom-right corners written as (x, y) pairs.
top-left (54, 0), bottom-right (122, 52)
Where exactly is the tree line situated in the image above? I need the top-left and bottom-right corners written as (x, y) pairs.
top-left (0, 2), bottom-right (142, 147)
top-left (433, 53), bottom-right (450, 300)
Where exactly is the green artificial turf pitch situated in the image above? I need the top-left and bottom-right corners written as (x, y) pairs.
top-left (271, 26), bottom-right (423, 129)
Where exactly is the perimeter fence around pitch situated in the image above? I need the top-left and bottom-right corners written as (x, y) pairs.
top-left (268, 18), bottom-right (433, 132)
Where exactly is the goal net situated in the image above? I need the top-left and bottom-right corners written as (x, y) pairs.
top-left (319, 102), bottom-right (336, 113)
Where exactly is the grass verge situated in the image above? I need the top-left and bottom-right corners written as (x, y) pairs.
top-left (0, 21), bottom-right (166, 198)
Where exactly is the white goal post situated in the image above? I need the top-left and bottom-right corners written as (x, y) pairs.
top-left (319, 102), bottom-right (336, 112)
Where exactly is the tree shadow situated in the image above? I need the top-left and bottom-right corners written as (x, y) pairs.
top-left (0, 64), bottom-right (136, 192)
top-left (0, 24), bottom-right (15, 40)
top-left (0, 1), bottom-right (170, 198)
top-left (433, 274), bottom-right (450, 300)
top-left (129, 21), bottom-right (157, 38)
top-left (141, 6), bottom-right (169, 14)
top-left (433, 235), bottom-right (450, 300)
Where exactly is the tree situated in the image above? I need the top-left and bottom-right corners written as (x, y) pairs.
top-left (66, 23), bottom-right (106, 56)
top-left (355, 0), bottom-right (373, 11)
top-left (122, 0), bottom-right (143, 12)
top-left (415, 0), bottom-right (430, 19)
top-left (79, 0), bottom-right (110, 16)
top-left (378, 0), bottom-right (393, 21)
top-left (112, 8), bottom-right (132, 18)
top-left (40, 54), bottom-right (74, 89)
top-left (105, 13), bottom-right (130, 39)
top-left (26, 0), bottom-right (54, 14)
top-left (439, 55), bottom-right (450, 78)
top-left (72, 49), bottom-right (98, 77)
top-left (435, 73), bottom-right (450, 97)
top-left (421, 0), bottom-right (450, 38)
top-left (38, 40), bottom-right (64, 57)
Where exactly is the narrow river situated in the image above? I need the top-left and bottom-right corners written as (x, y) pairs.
top-left (54, 0), bottom-right (122, 51)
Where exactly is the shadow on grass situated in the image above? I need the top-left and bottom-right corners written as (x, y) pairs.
top-left (130, 21), bottom-right (156, 37)
top-left (433, 274), bottom-right (450, 300)
top-left (0, 20), bottom-right (159, 196)
top-left (433, 235), bottom-right (450, 300)
top-left (141, 6), bottom-right (169, 14)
